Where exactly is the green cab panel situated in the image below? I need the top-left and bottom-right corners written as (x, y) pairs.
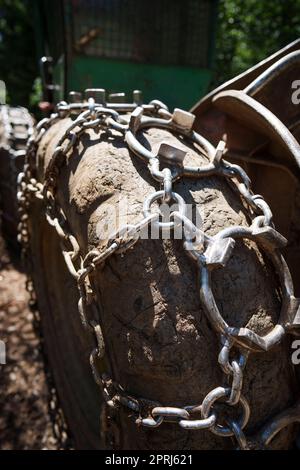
top-left (68, 57), bottom-right (212, 110)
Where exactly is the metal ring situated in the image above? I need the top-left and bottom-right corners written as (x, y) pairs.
top-left (143, 190), bottom-right (187, 229)
top-left (199, 224), bottom-right (294, 352)
top-left (201, 386), bottom-right (250, 437)
top-left (125, 111), bottom-right (215, 164)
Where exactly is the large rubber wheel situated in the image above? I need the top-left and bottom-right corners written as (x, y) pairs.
top-left (27, 117), bottom-right (297, 450)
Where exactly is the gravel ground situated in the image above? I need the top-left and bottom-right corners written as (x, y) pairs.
top-left (0, 235), bottom-right (58, 449)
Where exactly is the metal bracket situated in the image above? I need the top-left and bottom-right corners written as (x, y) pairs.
top-left (157, 142), bottom-right (187, 166)
top-left (213, 140), bottom-right (226, 165)
top-left (129, 107), bottom-right (143, 133)
top-left (84, 88), bottom-right (106, 105)
top-left (172, 108), bottom-right (195, 132)
top-left (108, 92), bottom-right (126, 103)
top-left (69, 91), bottom-right (83, 103)
top-left (204, 237), bottom-right (235, 268)
top-left (133, 90), bottom-right (143, 105)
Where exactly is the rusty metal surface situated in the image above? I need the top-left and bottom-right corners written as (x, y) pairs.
top-left (192, 40), bottom-right (300, 298)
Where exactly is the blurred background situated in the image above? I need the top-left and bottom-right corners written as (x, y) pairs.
top-left (1, 0), bottom-right (300, 113)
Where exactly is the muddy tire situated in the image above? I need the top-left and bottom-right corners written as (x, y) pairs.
top-left (28, 117), bottom-right (298, 450)
top-left (0, 105), bottom-right (33, 243)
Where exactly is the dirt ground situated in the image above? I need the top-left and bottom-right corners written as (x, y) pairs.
top-left (0, 235), bottom-right (58, 450)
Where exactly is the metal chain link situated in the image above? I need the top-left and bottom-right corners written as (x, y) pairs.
top-left (17, 91), bottom-right (300, 450)
top-left (16, 118), bottom-right (73, 449)
top-left (0, 105), bottom-right (34, 225)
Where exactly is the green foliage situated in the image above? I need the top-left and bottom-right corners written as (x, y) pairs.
top-left (0, 0), bottom-right (37, 107)
top-left (29, 76), bottom-right (42, 107)
top-left (215, 0), bottom-right (300, 85)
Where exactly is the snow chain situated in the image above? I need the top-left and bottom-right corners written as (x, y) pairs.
top-left (17, 90), bottom-right (300, 450)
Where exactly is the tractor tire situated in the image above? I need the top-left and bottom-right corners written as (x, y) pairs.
top-left (0, 105), bottom-right (33, 243)
top-left (28, 117), bottom-right (298, 450)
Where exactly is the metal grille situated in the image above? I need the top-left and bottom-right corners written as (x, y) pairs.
top-left (68, 0), bottom-right (213, 67)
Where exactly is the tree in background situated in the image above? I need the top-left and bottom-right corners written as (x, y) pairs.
top-left (215, 0), bottom-right (300, 85)
top-left (0, 0), bottom-right (37, 107)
